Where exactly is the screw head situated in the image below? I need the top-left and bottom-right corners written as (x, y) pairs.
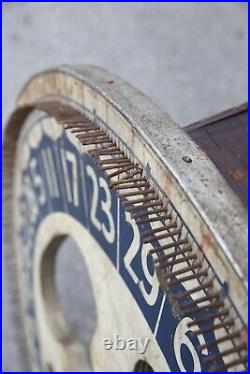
top-left (183, 155), bottom-right (192, 163)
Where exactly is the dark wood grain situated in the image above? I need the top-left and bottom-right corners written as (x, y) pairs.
top-left (185, 103), bottom-right (248, 207)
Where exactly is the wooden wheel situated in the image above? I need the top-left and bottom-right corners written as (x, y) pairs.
top-left (3, 65), bottom-right (247, 371)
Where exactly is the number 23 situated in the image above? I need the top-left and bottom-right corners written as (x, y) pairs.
top-left (86, 165), bottom-right (115, 244)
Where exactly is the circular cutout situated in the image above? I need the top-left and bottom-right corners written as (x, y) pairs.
top-left (40, 235), bottom-right (96, 346)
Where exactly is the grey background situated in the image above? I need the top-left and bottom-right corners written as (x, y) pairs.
top-left (3, 2), bottom-right (248, 372)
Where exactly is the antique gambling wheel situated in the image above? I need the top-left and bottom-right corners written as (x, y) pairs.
top-left (3, 65), bottom-right (248, 372)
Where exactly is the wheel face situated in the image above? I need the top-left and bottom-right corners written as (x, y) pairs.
top-left (3, 66), bottom-right (247, 372)
top-left (14, 111), bottom-right (168, 371)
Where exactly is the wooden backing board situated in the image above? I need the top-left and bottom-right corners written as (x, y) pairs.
top-left (185, 103), bottom-right (248, 207)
